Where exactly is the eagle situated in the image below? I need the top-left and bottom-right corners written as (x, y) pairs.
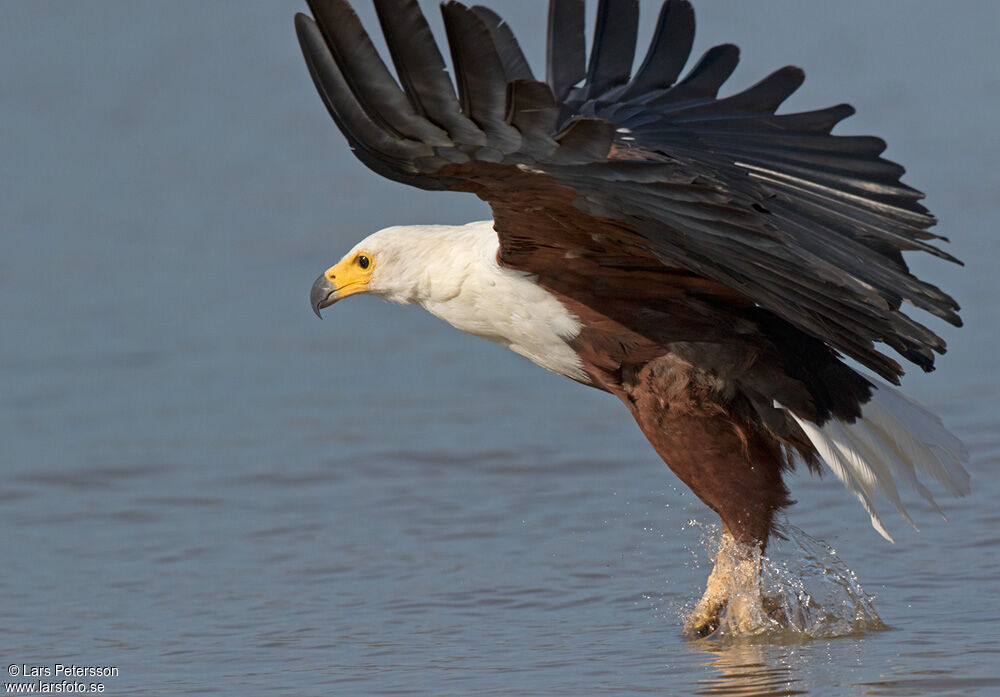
top-left (296, 0), bottom-right (969, 635)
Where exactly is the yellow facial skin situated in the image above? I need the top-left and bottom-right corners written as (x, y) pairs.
top-left (311, 251), bottom-right (374, 317)
top-left (324, 251), bottom-right (374, 300)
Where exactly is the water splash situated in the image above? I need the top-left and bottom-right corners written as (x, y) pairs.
top-left (680, 520), bottom-right (886, 641)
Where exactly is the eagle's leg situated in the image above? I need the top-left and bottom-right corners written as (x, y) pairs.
top-left (622, 357), bottom-right (792, 636)
top-left (684, 531), bottom-right (767, 637)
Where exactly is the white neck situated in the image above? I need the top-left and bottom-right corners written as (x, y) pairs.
top-left (363, 221), bottom-right (590, 382)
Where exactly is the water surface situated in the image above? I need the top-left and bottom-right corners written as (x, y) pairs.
top-left (2, 1), bottom-right (998, 694)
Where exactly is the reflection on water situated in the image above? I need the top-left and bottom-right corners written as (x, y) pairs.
top-left (694, 640), bottom-right (1000, 697)
top-left (695, 644), bottom-right (805, 697)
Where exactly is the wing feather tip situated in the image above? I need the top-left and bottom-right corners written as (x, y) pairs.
top-left (782, 380), bottom-right (969, 543)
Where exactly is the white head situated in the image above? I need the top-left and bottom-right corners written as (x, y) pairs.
top-left (308, 220), bottom-right (589, 382)
top-left (309, 223), bottom-right (494, 314)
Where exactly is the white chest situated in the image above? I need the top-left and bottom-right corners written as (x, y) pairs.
top-left (417, 235), bottom-right (590, 383)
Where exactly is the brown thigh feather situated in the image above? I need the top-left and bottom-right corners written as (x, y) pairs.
top-left (622, 355), bottom-right (791, 547)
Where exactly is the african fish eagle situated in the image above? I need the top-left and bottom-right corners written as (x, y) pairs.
top-left (297, 0), bottom-right (969, 635)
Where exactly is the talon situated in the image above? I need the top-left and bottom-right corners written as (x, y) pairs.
top-left (684, 608), bottom-right (723, 638)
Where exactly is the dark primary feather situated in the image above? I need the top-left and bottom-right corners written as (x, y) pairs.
top-left (372, 0), bottom-right (486, 150)
top-left (295, 0), bottom-right (962, 383)
top-left (547, 0), bottom-right (586, 103)
top-left (440, 2), bottom-right (522, 156)
top-left (304, 0), bottom-right (450, 146)
top-left (623, 0), bottom-right (694, 97)
top-left (582, 0), bottom-right (639, 99)
top-left (505, 80), bottom-right (560, 158)
top-left (294, 13), bottom-right (446, 188)
top-left (469, 6), bottom-right (534, 82)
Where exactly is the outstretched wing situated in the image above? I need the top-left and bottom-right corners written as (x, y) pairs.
top-left (294, 0), bottom-right (962, 383)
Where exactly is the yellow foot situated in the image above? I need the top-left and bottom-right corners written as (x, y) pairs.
top-left (683, 532), bottom-right (769, 637)
top-left (684, 595), bottom-right (725, 637)
top-left (684, 606), bottom-right (723, 638)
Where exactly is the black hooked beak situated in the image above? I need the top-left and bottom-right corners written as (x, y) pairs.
top-left (310, 274), bottom-right (337, 319)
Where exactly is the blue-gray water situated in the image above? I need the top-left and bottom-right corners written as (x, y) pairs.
top-left (2, 1), bottom-right (998, 694)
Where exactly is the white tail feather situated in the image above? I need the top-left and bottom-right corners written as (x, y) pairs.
top-left (779, 380), bottom-right (971, 542)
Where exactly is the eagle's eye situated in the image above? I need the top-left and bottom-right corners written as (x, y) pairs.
top-left (357, 255), bottom-right (371, 270)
